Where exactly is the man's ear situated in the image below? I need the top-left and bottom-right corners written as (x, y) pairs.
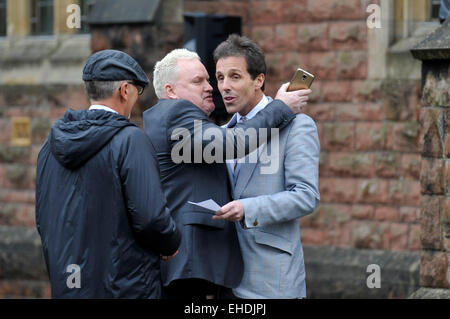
top-left (165, 83), bottom-right (177, 99)
top-left (254, 73), bottom-right (265, 91)
top-left (118, 82), bottom-right (129, 101)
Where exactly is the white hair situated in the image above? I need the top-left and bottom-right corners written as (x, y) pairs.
top-left (153, 48), bottom-right (200, 99)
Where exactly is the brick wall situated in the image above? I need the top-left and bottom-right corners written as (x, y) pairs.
top-left (185, 0), bottom-right (423, 252)
top-left (0, 0), bottom-right (426, 298)
top-left (0, 85), bottom-right (88, 298)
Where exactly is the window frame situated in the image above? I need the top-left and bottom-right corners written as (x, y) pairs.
top-left (0, 0), bottom-right (7, 37)
top-left (29, 0), bottom-right (55, 36)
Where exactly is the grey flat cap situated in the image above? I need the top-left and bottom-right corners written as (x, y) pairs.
top-left (82, 49), bottom-right (150, 87)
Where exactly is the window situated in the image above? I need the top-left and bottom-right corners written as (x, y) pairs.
top-left (0, 0), bottom-right (6, 36)
top-left (79, 0), bottom-right (95, 34)
top-left (431, 0), bottom-right (442, 20)
top-left (30, 0), bottom-right (54, 35)
top-left (368, 0), bottom-right (442, 80)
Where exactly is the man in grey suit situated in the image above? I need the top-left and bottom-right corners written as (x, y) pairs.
top-left (213, 35), bottom-right (320, 299)
top-left (143, 48), bottom-right (311, 299)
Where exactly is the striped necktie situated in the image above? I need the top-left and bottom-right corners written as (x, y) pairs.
top-left (233, 116), bottom-right (247, 185)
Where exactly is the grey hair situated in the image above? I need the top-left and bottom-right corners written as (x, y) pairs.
top-left (84, 80), bottom-right (124, 101)
top-left (153, 48), bottom-right (200, 99)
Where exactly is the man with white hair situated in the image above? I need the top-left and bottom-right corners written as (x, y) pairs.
top-left (143, 48), bottom-right (310, 299)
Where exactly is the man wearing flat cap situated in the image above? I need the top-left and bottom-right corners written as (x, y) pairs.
top-left (35, 50), bottom-right (181, 298)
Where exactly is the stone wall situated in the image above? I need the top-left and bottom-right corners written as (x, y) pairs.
top-left (410, 20), bottom-right (450, 292)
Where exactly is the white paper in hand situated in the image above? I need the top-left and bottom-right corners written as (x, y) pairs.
top-left (188, 199), bottom-right (221, 212)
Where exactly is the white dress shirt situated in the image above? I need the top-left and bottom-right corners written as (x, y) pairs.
top-left (88, 105), bottom-right (118, 114)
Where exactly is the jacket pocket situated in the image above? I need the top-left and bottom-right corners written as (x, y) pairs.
top-left (182, 211), bottom-right (226, 229)
top-left (254, 230), bottom-right (293, 255)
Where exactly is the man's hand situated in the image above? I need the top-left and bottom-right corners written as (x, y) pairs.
top-left (275, 82), bottom-right (311, 114)
top-left (213, 200), bottom-right (244, 222)
top-left (161, 250), bottom-right (179, 262)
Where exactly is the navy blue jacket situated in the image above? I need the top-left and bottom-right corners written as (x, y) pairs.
top-left (35, 109), bottom-right (181, 298)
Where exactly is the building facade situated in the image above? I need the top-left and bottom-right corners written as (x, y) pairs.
top-left (0, 0), bottom-right (448, 298)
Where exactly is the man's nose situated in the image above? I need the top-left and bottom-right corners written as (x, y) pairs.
top-left (221, 77), bottom-right (231, 92)
top-left (205, 81), bottom-right (213, 92)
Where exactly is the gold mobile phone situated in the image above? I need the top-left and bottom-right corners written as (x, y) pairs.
top-left (287, 68), bottom-right (315, 91)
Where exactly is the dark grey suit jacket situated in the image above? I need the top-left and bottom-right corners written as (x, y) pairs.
top-left (143, 98), bottom-right (294, 288)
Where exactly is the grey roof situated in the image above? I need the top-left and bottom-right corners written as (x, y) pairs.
top-left (88, 0), bottom-right (161, 25)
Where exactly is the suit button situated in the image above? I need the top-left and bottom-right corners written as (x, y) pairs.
top-left (253, 220), bottom-right (258, 227)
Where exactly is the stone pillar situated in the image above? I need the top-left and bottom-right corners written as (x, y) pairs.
top-left (409, 19), bottom-right (450, 298)
top-left (6, 0), bottom-right (30, 37)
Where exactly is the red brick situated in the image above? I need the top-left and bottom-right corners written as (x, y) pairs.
top-left (351, 204), bottom-right (374, 220)
top-left (356, 178), bottom-right (389, 204)
top-left (391, 122), bottom-right (421, 153)
top-left (352, 79), bottom-right (384, 103)
top-left (420, 158), bottom-right (445, 195)
top-left (389, 178), bottom-right (421, 206)
top-left (321, 80), bottom-right (352, 102)
top-left (307, 80), bottom-right (322, 103)
top-left (335, 103), bottom-right (384, 121)
top-left (301, 204), bottom-right (325, 228)
top-left (420, 251), bottom-right (449, 288)
top-left (250, 0), bottom-right (283, 25)
top-left (0, 189), bottom-right (35, 204)
top-left (319, 152), bottom-right (330, 177)
top-left (282, 52), bottom-right (310, 81)
top-left (308, 52), bottom-right (336, 80)
top-left (375, 206), bottom-right (399, 222)
top-left (53, 86), bottom-right (89, 111)
top-left (408, 224), bottom-right (422, 251)
top-left (275, 24), bottom-right (298, 51)
top-left (302, 102), bottom-right (335, 121)
top-left (297, 23), bottom-right (329, 52)
top-left (0, 119), bottom-right (11, 144)
top-left (399, 206), bottom-right (420, 223)
top-left (329, 21), bottom-right (367, 50)
top-left (336, 51), bottom-right (367, 80)
top-left (0, 280), bottom-right (51, 298)
top-left (307, 0), bottom-right (363, 21)
top-left (0, 203), bottom-right (35, 227)
top-left (329, 221), bottom-right (352, 247)
top-left (265, 52), bottom-right (284, 81)
top-left (374, 152), bottom-right (401, 178)
top-left (390, 223), bottom-right (409, 251)
top-left (328, 152), bottom-right (374, 177)
top-left (0, 165), bottom-right (12, 188)
top-left (319, 177), bottom-right (357, 203)
top-left (301, 228), bottom-right (327, 245)
top-left (355, 122), bottom-right (391, 151)
top-left (351, 220), bottom-right (390, 249)
top-left (28, 145), bottom-right (41, 166)
top-left (401, 153), bottom-right (421, 179)
top-left (280, 0), bottom-right (309, 23)
top-left (321, 122), bottom-right (355, 151)
top-left (252, 25), bottom-right (275, 53)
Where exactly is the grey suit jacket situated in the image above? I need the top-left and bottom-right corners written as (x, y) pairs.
top-left (143, 98), bottom-right (295, 288)
top-left (226, 108), bottom-right (320, 298)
